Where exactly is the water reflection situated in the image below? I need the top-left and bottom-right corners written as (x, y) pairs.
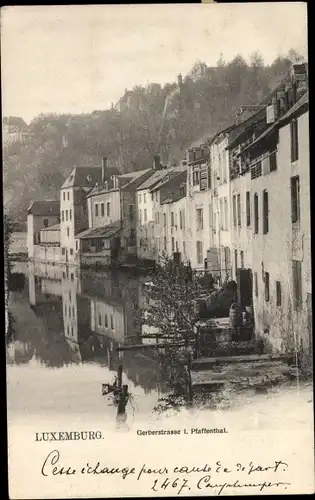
top-left (7, 262), bottom-right (165, 404)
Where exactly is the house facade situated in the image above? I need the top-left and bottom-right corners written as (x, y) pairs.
top-left (78, 165), bottom-right (153, 266)
top-left (27, 201), bottom-right (60, 260)
top-left (59, 164), bottom-right (103, 264)
top-left (227, 63), bottom-right (310, 354)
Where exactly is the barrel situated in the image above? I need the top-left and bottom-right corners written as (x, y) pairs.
top-left (229, 303), bottom-right (243, 328)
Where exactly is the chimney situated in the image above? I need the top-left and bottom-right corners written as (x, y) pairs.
top-left (102, 157), bottom-right (107, 183)
top-left (153, 155), bottom-right (161, 171)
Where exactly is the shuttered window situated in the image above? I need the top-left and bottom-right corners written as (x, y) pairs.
top-left (265, 272), bottom-right (270, 302)
top-left (292, 260), bottom-right (302, 309)
top-left (290, 119), bottom-right (299, 162)
top-left (254, 193), bottom-right (259, 234)
top-left (246, 191), bottom-right (251, 226)
top-left (263, 190), bottom-right (269, 234)
top-left (291, 176), bottom-right (300, 223)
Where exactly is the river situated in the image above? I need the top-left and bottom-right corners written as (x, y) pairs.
top-left (6, 261), bottom-right (313, 433)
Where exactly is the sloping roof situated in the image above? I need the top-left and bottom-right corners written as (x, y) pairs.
top-left (137, 165), bottom-right (184, 191)
top-left (150, 168), bottom-right (187, 193)
top-left (76, 222), bottom-right (120, 240)
top-left (40, 223), bottom-right (60, 231)
top-left (239, 92), bottom-right (309, 156)
top-left (27, 200), bottom-right (60, 216)
top-left (61, 166), bottom-right (103, 189)
top-left (136, 169), bottom-right (168, 191)
top-left (86, 168), bottom-right (153, 198)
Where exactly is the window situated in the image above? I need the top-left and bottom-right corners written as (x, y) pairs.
top-left (105, 314), bottom-right (108, 328)
top-left (270, 151), bottom-right (277, 171)
top-left (246, 191), bottom-right (250, 226)
top-left (254, 272), bottom-right (258, 297)
top-left (70, 248), bottom-right (73, 255)
top-left (67, 227), bottom-right (70, 237)
top-left (69, 209), bottom-right (72, 221)
top-left (276, 281), bottom-right (282, 306)
top-left (43, 218), bottom-right (49, 228)
top-left (237, 194), bottom-right (241, 226)
top-left (254, 193), bottom-right (259, 234)
top-left (106, 202), bottom-right (110, 217)
top-left (71, 273), bottom-right (74, 281)
top-left (143, 193), bottom-right (146, 203)
top-left (164, 236), bottom-right (167, 250)
top-left (233, 195), bottom-right (237, 227)
top-left (101, 203), bottom-right (105, 216)
top-left (62, 248), bottom-right (65, 255)
top-left (66, 210), bottom-right (68, 221)
top-left (176, 241), bottom-right (179, 252)
top-left (240, 251), bottom-right (244, 268)
top-left (129, 204), bottom-right (134, 221)
top-left (163, 213), bottom-right (167, 227)
top-left (67, 191), bottom-right (70, 201)
top-left (110, 315), bottom-right (114, 329)
top-left (292, 260), bottom-right (302, 309)
top-left (63, 192), bottom-right (65, 201)
top-left (196, 208), bottom-right (203, 230)
top-left (171, 212), bottom-right (175, 227)
top-left (171, 237), bottom-right (175, 252)
top-left (151, 193), bottom-right (154, 201)
top-left (196, 241), bottom-right (203, 265)
top-left (179, 210), bottom-right (184, 230)
top-left (193, 171), bottom-right (200, 186)
top-left (265, 272), bottom-right (270, 302)
top-left (155, 191), bottom-right (159, 201)
top-left (138, 193), bottom-right (142, 204)
top-left (234, 249), bottom-right (238, 272)
top-left (290, 119), bottom-right (299, 162)
top-left (291, 176), bottom-right (300, 223)
top-left (76, 240), bottom-right (78, 251)
top-left (95, 204), bottom-right (99, 217)
top-left (263, 190), bottom-right (269, 234)
top-left (144, 209), bottom-right (147, 223)
top-left (183, 241), bottom-right (186, 257)
top-left (98, 314), bottom-right (102, 327)
top-left (139, 210), bottom-right (142, 224)
top-left (224, 198), bottom-right (228, 230)
top-left (62, 211), bottom-right (64, 222)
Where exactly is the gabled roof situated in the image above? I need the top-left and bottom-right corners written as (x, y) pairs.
top-left (75, 222), bottom-right (120, 240)
top-left (86, 168), bottom-right (152, 198)
top-left (136, 169), bottom-right (168, 191)
top-left (150, 168), bottom-right (187, 193)
top-left (137, 165), bottom-right (185, 191)
top-left (27, 200), bottom-right (60, 217)
top-left (239, 92), bottom-right (309, 156)
top-left (61, 166), bottom-right (103, 189)
top-left (40, 223), bottom-right (60, 231)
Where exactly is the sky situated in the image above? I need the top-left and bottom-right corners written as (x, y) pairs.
top-left (1, 3), bottom-right (308, 124)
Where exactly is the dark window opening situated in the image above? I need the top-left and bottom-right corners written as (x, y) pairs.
top-left (254, 193), bottom-right (259, 234)
top-left (265, 272), bottom-right (270, 302)
top-left (291, 176), bottom-right (300, 223)
top-left (263, 190), bottom-right (269, 234)
top-left (276, 281), bottom-right (281, 306)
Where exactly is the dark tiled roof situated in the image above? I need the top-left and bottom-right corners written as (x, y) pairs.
top-left (27, 200), bottom-right (60, 216)
top-left (76, 222), bottom-right (120, 240)
top-left (240, 92), bottom-right (309, 155)
top-left (61, 166), bottom-right (104, 189)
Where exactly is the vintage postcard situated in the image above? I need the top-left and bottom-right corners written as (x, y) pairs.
top-left (2, 3), bottom-right (313, 498)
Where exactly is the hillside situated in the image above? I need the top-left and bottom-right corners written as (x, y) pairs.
top-left (3, 50), bottom-right (305, 222)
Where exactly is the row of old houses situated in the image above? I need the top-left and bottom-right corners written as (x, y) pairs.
top-left (27, 61), bottom-right (311, 354)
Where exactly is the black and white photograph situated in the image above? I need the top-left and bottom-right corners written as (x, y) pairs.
top-left (2, 3), bottom-right (313, 498)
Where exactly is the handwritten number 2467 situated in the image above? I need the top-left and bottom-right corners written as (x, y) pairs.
top-left (152, 477), bottom-right (190, 494)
